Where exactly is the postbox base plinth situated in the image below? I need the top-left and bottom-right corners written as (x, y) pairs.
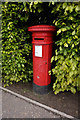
top-left (33, 83), bottom-right (51, 94)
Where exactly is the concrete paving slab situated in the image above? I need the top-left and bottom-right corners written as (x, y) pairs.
top-left (2, 90), bottom-right (61, 119)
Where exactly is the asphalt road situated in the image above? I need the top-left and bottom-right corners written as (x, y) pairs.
top-left (1, 90), bottom-right (63, 119)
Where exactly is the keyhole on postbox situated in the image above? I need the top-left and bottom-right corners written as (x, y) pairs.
top-left (44, 61), bottom-right (47, 64)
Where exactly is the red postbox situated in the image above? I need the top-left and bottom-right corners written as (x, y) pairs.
top-left (28, 25), bottom-right (56, 94)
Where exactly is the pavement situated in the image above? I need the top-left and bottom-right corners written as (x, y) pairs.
top-left (1, 90), bottom-right (64, 119)
top-left (0, 85), bottom-right (79, 120)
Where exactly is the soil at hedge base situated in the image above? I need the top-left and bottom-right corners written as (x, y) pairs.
top-left (3, 81), bottom-right (80, 119)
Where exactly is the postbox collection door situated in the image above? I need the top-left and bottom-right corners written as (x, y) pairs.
top-left (33, 44), bottom-right (51, 86)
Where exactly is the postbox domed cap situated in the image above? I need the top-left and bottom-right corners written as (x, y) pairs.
top-left (28, 25), bottom-right (56, 32)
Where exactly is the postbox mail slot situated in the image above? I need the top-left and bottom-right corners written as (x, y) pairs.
top-left (34, 38), bottom-right (44, 40)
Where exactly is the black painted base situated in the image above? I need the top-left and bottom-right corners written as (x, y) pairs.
top-left (33, 83), bottom-right (51, 94)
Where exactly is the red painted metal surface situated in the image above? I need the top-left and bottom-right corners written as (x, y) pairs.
top-left (28, 25), bottom-right (56, 86)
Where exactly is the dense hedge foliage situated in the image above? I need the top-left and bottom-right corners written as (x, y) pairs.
top-left (2, 2), bottom-right (80, 94)
top-left (50, 2), bottom-right (80, 94)
top-left (2, 2), bottom-right (33, 86)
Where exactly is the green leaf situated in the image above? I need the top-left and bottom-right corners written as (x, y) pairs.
top-left (18, 64), bottom-right (20, 68)
top-left (33, 2), bottom-right (38, 5)
top-left (72, 44), bottom-right (74, 48)
top-left (22, 64), bottom-right (24, 67)
top-left (72, 66), bottom-right (75, 70)
top-left (52, 2), bottom-right (54, 5)
top-left (69, 71), bottom-right (74, 77)
top-left (75, 5), bottom-right (80, 12)
top-left (55, 50), bottom-right (58, 55)
top-left (59, 46), bottom-right (62, 51)
top-left (69, 5), bottom-right (74, 13)
top-left (64, 43), bottom-right (68, 47)
top-left (72, 30), bottom-right (75, 35)
top-left (71, 87), bottom-right (76, 94)
top-left (61, 28), bottom-right (67, 32)
top-left (63, 3), bottom-right (67, 9)
top-left (57, 84), bottom-right (60, 88)
top-left (55, 56), bottom-right (58, 61)
top-left (64, 50), bottom-right (67, 55)
top-left (38, 8), bottom-right (43, 13)
top-left (69, 16), bottom-right (74, 20)
top-left (57, 29), bottom-right (61, 35)
top-left (48, 70), bottom-right (51, 75)
top-left (51, 56), bottom-right (54, 63)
